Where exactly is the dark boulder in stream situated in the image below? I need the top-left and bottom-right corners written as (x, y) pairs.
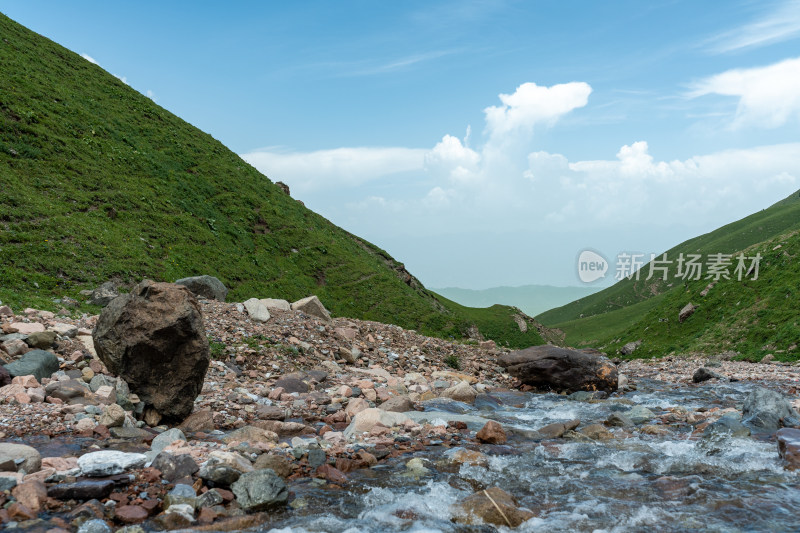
top-left (498, 346), bottom-right (618, 393)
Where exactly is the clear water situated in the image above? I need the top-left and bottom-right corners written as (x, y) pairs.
top-left (261, 380), bottom-right (800, 532)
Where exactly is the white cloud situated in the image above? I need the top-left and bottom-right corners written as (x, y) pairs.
top-left (540, 142), bottom-right (800, 227)
top-left (705, 0), bottom-right (800, 53)
top-left (484, 81), bottom-right (592, 140)
top-left (424, 134), bottom-right (480, 184)
top-left (80, 53), bottom-right (98, 65)
top-left (689, 57), bottom-right (800, 128)
top-left (240, 146), bottom-right (427, 193)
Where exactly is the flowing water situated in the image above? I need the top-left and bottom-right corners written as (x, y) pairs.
top-left (260, 379), bottom-right (800, 532)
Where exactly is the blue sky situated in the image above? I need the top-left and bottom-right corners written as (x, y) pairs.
top-left (4, 1), bottom-right (800, 289)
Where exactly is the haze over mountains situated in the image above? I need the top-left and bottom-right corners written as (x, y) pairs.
top-left (432, 285), bottom-right (602, 317)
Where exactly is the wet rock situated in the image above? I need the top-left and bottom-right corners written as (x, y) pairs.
top-left (242, 298), bottom-right (271, 322)
top-left (4, 349), bottom-right (59, 382)
top-left (605, 413), bottom-right (634, 428)
top-left (379, 395), bottom-right (415, 412)
top-left (48, 480), bottom-right (115, 501)
top-left (579, 423), bottom-right (614, 440)
top-left (693, 367), bottom-right (726, 383)
top-left (499, 346), bottom-right (617, 393)
top-left (175, 275), bottom-right (228, 301)
top-left (440, 381), bottom-right (478, 404)
top-left (679, 302), bottom-right (697, 323)
top-left (316, 463), bottom-right (348, 483)
top-left (87, 281), bottom-right (120, 306)
top-left (777, 428), bottom-right (800, 470)
top-left (454, 486), bottom-right (535, 527)
top-left (626, 405), bottom-right (655, 425)
top-left (531, 419), bottom-right (580, 440)
top-left (742, 387), bottom-right (800, 433)
top-left (231, 469), bottom-right (288, 511)
top-left (253, 454), bottom-right (293, 478)
top-left (476, 420), bottom-right (507, 444)
top-left (703, 413), bottom-right (751, 438)
top-left (152, 452), bottom-right (199, 482)
top-left (291, 295), bottom-right (332, 321)
top-left (93, 280), bottom-right (210, 423)
top-left (77, 450), bottom-right (147, 477)
top-left (0, 443), bottom-right (41, 474)
top-left (25, 330), bottom-right (56, 349)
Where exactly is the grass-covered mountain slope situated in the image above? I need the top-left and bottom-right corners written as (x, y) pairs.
top-left (541, 190), bottom-right (800, 360)
top-left (538, 190), bottom-right (800, 327)
top-left (0, 13), bottom-right (545, 348)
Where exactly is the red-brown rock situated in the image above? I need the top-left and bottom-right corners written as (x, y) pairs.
top-left (777, 428), bottom-right (800, 470)
top-left (476, 420), bottom-right (507, 444)
top-left (115, 504), bottom-right (149, 524)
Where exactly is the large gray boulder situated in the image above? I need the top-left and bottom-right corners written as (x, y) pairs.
top-left (4, 349), bottom-right (59, 382)
top-left (742, 387), bottom-right (800, 433)
top-left (93, 280), bottom-right (210, 423)
top-left (231, 469), bottom-right (288, 511)
top-left (498, 345), bottom-right (618, 393)
top-left (174, 275), bottom-right (228, 302)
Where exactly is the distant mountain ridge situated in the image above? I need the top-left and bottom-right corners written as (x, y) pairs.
top-left (433, 285), bottom-right (602, 317)
top-left (0, 12), bottom-right (547, 349)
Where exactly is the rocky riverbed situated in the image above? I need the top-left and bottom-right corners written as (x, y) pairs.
top-left (2, 296), bottom-right (800, 532)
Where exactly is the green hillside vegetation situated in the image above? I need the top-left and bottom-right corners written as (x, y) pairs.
top-left (541, 190), bottom-right (800, 361)
top-left (0, 13), bottom-right (544, 348)
top-left (538, 190), bottom-right (800, 326)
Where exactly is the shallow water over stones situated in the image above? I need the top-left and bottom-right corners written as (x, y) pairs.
top-left (261, 379), bottom-right (800, 532)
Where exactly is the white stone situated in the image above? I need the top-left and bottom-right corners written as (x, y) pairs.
top-left (77, 335), bottom-right (97, 357)
top-left (344, 408), bottom-right (411, 437)
top-left (50, 323), bottom-right (79, 338)
top-left (290, 295), bottom-right (331, 321)
top-left (77, 450), bottom-right (147, 477)
top-left (242, 298), bottom-right (271, 322)
top-left (75, 418), bottom-right (96, 431)
top-left (259, 298), bottom-right (291, 311)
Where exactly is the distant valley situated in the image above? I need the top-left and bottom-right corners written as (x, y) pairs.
top-left (432, 285), bottom-right (603, 317)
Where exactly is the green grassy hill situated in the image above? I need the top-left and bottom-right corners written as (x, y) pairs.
top-left (540, 190), bottom-right (800, 360)
top-left (0, 13), bottom-right (544, 348)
